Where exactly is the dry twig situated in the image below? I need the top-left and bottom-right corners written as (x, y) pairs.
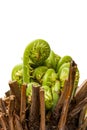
top-left (40, 88), bottom-right (45, 130)
top-left (29, 85), bottom-right (40, 130)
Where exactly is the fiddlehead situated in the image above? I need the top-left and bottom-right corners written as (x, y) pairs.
top-left (11, 64), bottom-right (23, 86)
top-left (57, 62), bottom-right (80, 97)
top-left (42, 68), bottom-right (57, 87)
top-left (32, 66), bottom-right (48, 83)
top-left (10, 38), bottom-right (80, 112)
top-left (57, 55), bottom-right (72, 71)
top-left (51, 80), bottom-right (61, 109)
top-left (23, 39), bottom-right (51, 83)
top-left (42, 85), bottom-right (53, 110)
top-left (44, 50), bottom-right (61, 71)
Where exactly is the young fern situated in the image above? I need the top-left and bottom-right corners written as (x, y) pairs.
top-left (32, 66), bottom-right (48, 83)
top-left (44, 50), bottom-right (61, 71)
top-left (57, 55), bottom-right (72, 71)
top-left (23, 39), bottom-right (51, 84)
top-left (11, 39), bottom-right (80, 111)
top-left (57, 62), bottom-right (80, 98)
top-left (11, 64), bottom-right (23, 86)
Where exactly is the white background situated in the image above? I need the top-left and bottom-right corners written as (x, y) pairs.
top-left (0, 0), bottom-right (87, 97)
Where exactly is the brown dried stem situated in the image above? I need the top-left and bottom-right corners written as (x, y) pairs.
top-left (0, 113), bottom-right (9, 130)
top-left (52, 80), bottom-right (69, 126)
top-left (20, 83), bottom-right (27, 123)
top-left (78, 105), bottom-right (87, 127)
top-left (75, 79), bottom-right (87, 104)
top-left (69, 97), bottom-right (87, 118)
top-left (8, 95), bottom-right (15, 130)
top-left (77, 117), bottom-right (87, 130)
top-left (40, 88), bottom-right (45, 130)
top-left (0, 98), bottom-right (6, 114)
top-left (14, 114), bottom-right (23, 130)
top-left (58, 60), bottom-right (77, 130)
top-left (29, 85), bottom-right (40, 130)
top-left (8, 80), bottom-right (21, 114)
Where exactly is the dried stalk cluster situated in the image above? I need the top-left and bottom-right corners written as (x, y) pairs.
top-left (0, 61), bottom-right (87, 130)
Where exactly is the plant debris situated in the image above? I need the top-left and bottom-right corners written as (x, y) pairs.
top-left (0, 61), bottom-right (87, 130)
